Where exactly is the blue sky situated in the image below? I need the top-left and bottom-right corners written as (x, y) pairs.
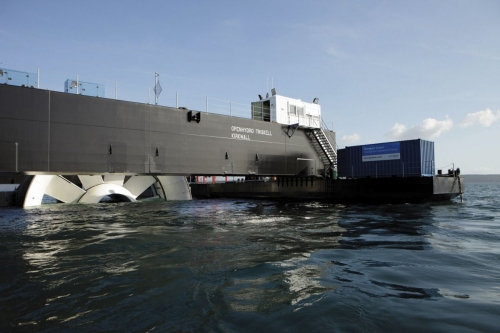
top-left (2, 0), bottom-right (500, 174)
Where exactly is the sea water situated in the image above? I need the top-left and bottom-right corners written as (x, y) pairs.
top-left (0, 183), bottom-right (499, 332)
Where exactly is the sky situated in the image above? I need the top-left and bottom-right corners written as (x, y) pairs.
top-left (2, 0), bottom-right (500, 174)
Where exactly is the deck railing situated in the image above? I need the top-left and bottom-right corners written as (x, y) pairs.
top-left (4, 69), bottom-right (336, 125)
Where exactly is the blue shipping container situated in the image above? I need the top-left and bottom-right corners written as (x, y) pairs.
top-left (337, 139), bottom-right (435, 178)
top-left (0, 68), bottom-right (37, 87)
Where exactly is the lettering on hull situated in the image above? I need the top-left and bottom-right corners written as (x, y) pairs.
top-left (231, 126), bottom-right (272, 141)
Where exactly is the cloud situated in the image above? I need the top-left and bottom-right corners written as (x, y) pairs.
top-left (341, 133), bottom-right (361, 144)
top-left (388, 117), bottom-right (453, 140)
top-left (459, 109), bottom-right (500, 128)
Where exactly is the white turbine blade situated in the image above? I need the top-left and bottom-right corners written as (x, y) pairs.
top-left (44, 176), bottom-right (85, 203)
top-left (78, 175), bottom-right (104, 190)
top-left (104, 174), bottom-right (125, 186)
top-left (156, 176), bottom-right (192, 200)
top-left (123, 175), bottom-right (156, 199)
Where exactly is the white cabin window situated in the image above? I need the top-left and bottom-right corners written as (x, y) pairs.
top-left (289, 104), bottom-right (305, 116)
top-left (297, 106), bottom-right (304, 117)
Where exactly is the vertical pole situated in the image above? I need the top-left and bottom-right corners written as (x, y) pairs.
top-left (76, 75), bottom-right (79, 94)
top-left (15, 142), bottom-right (18, 172)
top-left (48, 91), bottom-right (50, 171)
top-left (176, 91), bottom-right (178, 108)
top-left (115, 81), bottom-right (117, 99)
top-left (154, 72), bottom-right (158, 105)
top-left (287, 101), bottom-right (290, 125)
top-left (37, 68), bottom-right (40, 88)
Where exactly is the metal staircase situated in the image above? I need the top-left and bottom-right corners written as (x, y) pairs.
top-left (307, 125), bottom-right (337, 174)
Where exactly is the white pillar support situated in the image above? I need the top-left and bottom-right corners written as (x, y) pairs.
top-left (23, 175), bottom-right (55, 207)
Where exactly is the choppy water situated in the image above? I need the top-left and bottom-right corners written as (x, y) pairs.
top-left (1, 183), bottom-right (499, 332)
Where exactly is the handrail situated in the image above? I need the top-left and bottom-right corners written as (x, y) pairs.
top-left (5, 72), bottom-right (341, 132)
top-left (319, 118), bottom-right (339, 151)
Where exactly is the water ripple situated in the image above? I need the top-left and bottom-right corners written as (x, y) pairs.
top-left (0, 184), bottom-right (499, 331)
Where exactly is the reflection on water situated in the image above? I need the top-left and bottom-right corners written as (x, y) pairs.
top-left (1, 186), bottom-right (500, 332)
top-left (224, 256), bottom-right (340, 313)
top-left (339, 203), bottom-right (435, 243)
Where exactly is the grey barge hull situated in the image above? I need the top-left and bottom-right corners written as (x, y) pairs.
top-left (191, 176), bottom-right (464, 204)
top-left (0, 84), bottom-right (464, 206)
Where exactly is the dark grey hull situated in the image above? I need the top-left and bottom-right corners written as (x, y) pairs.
top-left (0, 84), bottom-right (322, 176)
top-left (0, 84), bottom-right (463, 205)
top-left (191, 176), bottom-right (464, 204)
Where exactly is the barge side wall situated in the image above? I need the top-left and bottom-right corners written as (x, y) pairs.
top-left (0, 85), bottom-right (322, 176)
